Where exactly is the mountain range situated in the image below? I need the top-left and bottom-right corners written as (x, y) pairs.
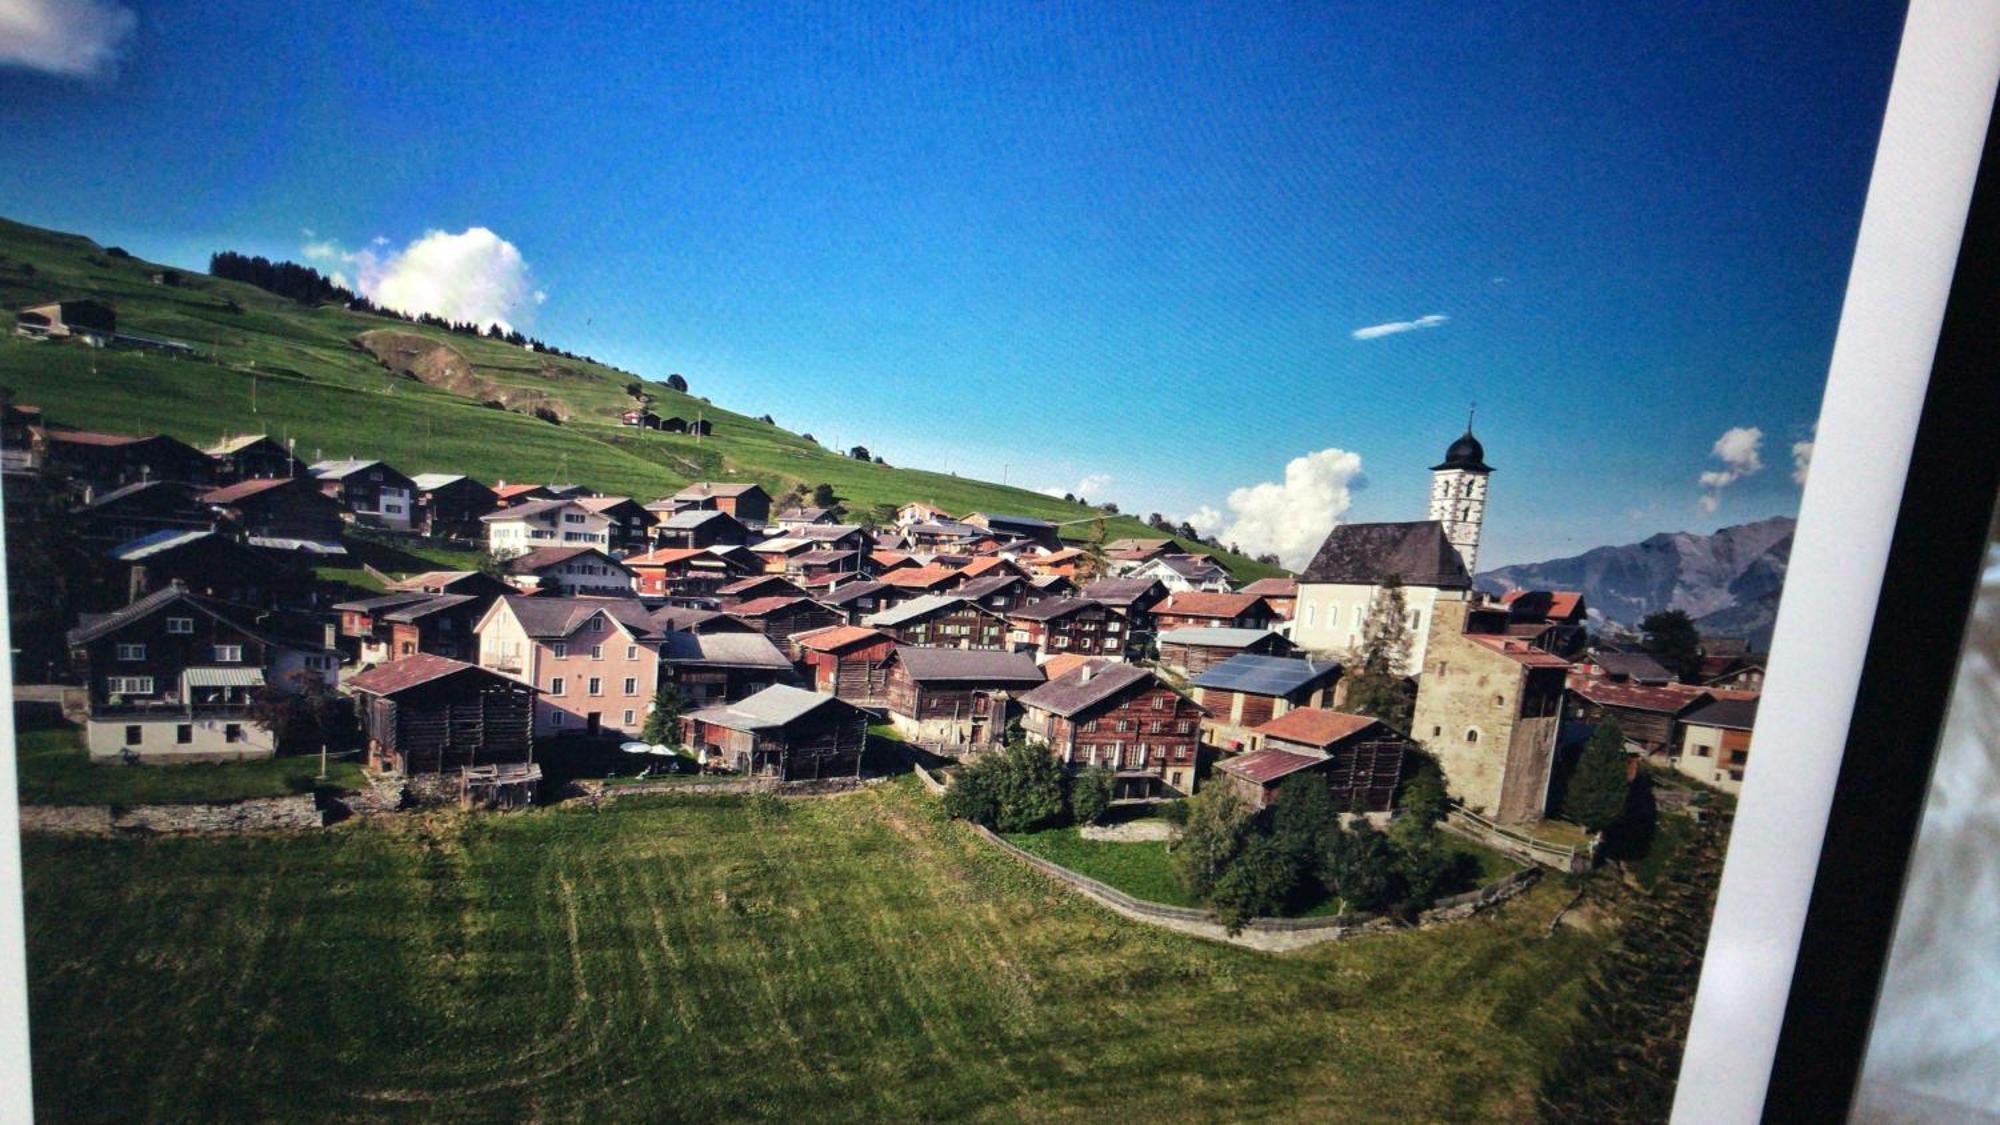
top-left (1475, 516), bottom-right (1795, 647)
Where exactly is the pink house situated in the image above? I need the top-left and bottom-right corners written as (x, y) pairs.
top-left (474, 595), bottom-right (664, 738)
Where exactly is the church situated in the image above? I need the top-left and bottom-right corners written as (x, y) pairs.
top-left (1287, 427), bottom-right (1493, 668)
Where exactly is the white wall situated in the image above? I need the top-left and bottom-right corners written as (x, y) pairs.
top-left (1290, 582), bottom-right (1459, 667)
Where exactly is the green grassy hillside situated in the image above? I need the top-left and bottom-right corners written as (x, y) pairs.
top-left (0, 217), bottom-right (1281, 580)
top-left (22, 781), bottom-right (1600, 1120)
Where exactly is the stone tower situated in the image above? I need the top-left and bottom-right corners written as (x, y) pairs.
top-left (1428, 423), bottom-right (1493, 573)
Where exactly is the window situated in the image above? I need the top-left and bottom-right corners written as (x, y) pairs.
top-left (402, 642), bottom-right (416, 656)
top-left (1494, 695), bottom-right (1505, 707)
top-left (176, 724), bottom-right (192, 745)
top-left (124, 725), bottom-right (142, 746)
top-left (591, 644), bottom-right (604, 660)
top-left (214, 644), bottom-right (243, 662)
top-left (623, 710), bottom-right (636, 726)
top-left (1327, 606), bottom-right (1339, 627)
top-left (1177, 721), bottom-right (1192, 734)
top-left (224, 724), bottom-right (243, 743)
top-left (1437, 661), bottom-right (1449, 676)
top-left (588, 616), bottom-right (604, 632)
top-left (1116, 719), bottom-right (1132, 733)
top-left (553, 711), bottom-right (565, 726)
top-left (1465, 729), bottom-right (1479, 744)
top-left (565, 513), bottom-right (585, 523)
top-left (626, 645), bottom-right (638, 661)
top-left (108, 676), bottom-right (154, 695)
top-left (1105, 621), bottom-right (1121, 633)
top-left (1151, 695), bottom-right (1166, 709)
top-left (1728, 750), bottom-right (1748, 766)
top-left (116, 643), bottom-right (145, 661)
top-left (384, 504), bottom-right (403, 515)
top-left (1695, 743), bottom-right (1712, 758)
top-left (1303, 604), bottom-right (1316, 626)
top-left (1408, 610), bottom-right (1422, 631)
top-left (1432, 725), bottom-right (1442, 738)
top-left (1082, 720), bottom-right (1098, 733)
top-left (588, 677), bottom-right (602, 696)
top-left (624, 677), bottom-right (637, 695)
top-left (166, 617), bottom-right (194, 634)
top-left (553, 642), bottom-right (568, 658)
top-left (550, 676), bottom-right (566, 695)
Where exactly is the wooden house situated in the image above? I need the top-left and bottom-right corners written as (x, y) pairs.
top-left (747, 536), bottom-right (816, 573)
top-left (961, 512), bottom-right (1061, 550)
top-left (347, 654), bottom-right (539, 806)
top-left (1188, 653), bottom-right (1343, 752)
top-left (200, 476), bottom-right (347, 553)
top-left (335, 591), bottom-right (440, 664)
top-left (104, 529), bottom-right (313, 610)
top-left (391, 570), bottom-right (516, 600)
top-left (882, 646), bottom-right (1044, 748)
top-left (786, 548), bottom-right (863, 584)
top-left (725, 596), bottom-right (844, 658)
top-left (625, 546), bottom-right (755, 598)
top-left (715, 574), bottom-right (810, 606)
top-left (649, 508), bottom-right (748, 551)
top-left (491, 482), bottom-right (557, 508)
top-left (1153, 591), bottom-right (1277, 633)
top-left (408, 473), bottom-right (499, 538)
top-left (1017, 661), bottom-right (1204, 797)
top-left (1566, 679), bottom-right (1713, 757)
top-left (795, 625), bottom-right (897, 704)
top-left (482, 498), bottom-right (612, 555)
top-left (43, 427), bottom-right (213, 491)
top-left (774, 506), bottom-right (841, 529)
top-left (660, 629), bottom-right (795, 708)
top-left (681, 684), bottom-right (870, 780)
top-left (952, 573), bottom-right (1031, 614)
top-left (72, 480), bottom-right (212, 549)
top-left (875, 565), bottom-right (961, 604)
top-left (204, 434), bottom-right (302, 483)
top-left (1239, 577), bottom-right (1298, 620)
top-left (1498, 589), bottom-right (1589, 658)
top-left (503, 546), bottom-right (636, 597)
top-left (865, 595), bottom-right (1009, 650)
top-left (66, 582), bottom-right (339, 762)
top-left (1125, 553), bottom-right (1234, 593)
top-left (665, 482), bottom-right (771, 524)
top-left (1227, 709), bottom-right (1407, 811)
top-left (308, 459), bottom-right (418, 531)
top-left (576, 495), bottom-right (654, 552)
top-left (1005, 597), bottom-right (1129, 661)
top-left (1156, 626), bottom-right (1293, 675)
top-left (1079, 577), bottom-right (1170, 630)
top-left (817, 578), bottom-right (893, 623)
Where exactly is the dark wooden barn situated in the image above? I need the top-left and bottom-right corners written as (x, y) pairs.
top-left (347, 653), bottom-right (539, 806)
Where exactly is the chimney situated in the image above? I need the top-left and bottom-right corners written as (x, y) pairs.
top-left (1078, 664), bottom-right (1093, 684)
top-left (128, 565), bottom-right (149, 604)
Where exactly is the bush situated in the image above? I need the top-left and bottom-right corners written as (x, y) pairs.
top-left (1067, 768), bottom-right (1115, 827)
top-left (941, 738), bottom-right (1065, 833)
top-left (1209, 833), bottom-right (1297, 932)
top-left (1321, 824), bottom-right (1398, 913)
top-left (1171, 785), bottom-right (1252, 902)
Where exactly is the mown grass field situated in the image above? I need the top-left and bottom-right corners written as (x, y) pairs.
top-left (22, 780), bottom-right (1603, 1121)
top-left (0, 217), bottom-right (1282, 580)
top-left (13, 726), bottom-right (364, 805)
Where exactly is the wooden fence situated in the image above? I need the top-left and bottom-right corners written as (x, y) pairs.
top-left (1441, 804), bottom-right (1595, 874)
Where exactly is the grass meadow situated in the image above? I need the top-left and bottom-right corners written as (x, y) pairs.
top-left (21, 779), bottom-right (1602, 1121)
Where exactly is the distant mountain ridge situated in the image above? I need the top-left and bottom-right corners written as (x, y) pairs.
top-left (1475, 516), bottom-right (1795, 644)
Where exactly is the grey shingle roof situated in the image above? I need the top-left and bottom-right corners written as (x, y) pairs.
top-left (1005, 596), bottom-right (1099, 622)
top-left (686, 684), bottom-right (846, 731)
top-left (1682, 697), bottom-right (1759, 730)
top-left (1079, 578), bottom-right (1165, 606)
top-left (661, 631), bottom-right (792, 669)
top-left (865, 594), bottom-right (969, 628)
top-left (380, 594), bottom-right (478, 623)
top-left (500, 595), bottom-right (661, 640)
top-left (1017, 661), bottom-right (1160, 717)
top-left (893, 646), bottom-right (1044, 684)
top-left (1298, 521), bottom-right (1471, 589)
top-left (1156, 627), bottom-right (1281, 649)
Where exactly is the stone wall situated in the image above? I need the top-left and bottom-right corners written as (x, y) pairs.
top-left (971, 822), bottom-right (1540, 953)
top-left (19, 795), bottom-right (323, 836)
top-left (577, 775), bottom-right (887, 805)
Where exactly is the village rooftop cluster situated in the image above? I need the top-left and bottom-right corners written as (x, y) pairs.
top-left (2, 379), bottom-right (1766, 820)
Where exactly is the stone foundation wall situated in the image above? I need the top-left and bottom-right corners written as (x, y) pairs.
top-left (19, 796), bottom-right (323, 836)
top-left (580, 775), bottom-right (886, 804)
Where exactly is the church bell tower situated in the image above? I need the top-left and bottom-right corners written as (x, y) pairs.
top-left (1428, 416), bottom-right (1493, 573)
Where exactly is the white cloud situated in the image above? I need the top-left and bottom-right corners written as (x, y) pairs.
top-left (0, 0), bottom-right (136, 79)
top-left (301, 240), bottom-right (340, 261)
top-left (1792, 439), bottom-right (1814, 487)
top-left (341, 227), bottom-right (541, 332)
top-left (1351, 313), bottom-right (1447, 341)
top-left (1697, 425), bottom-right (1765, 510)
top-left (1190, 448), bottom-right (1364, 568)
top-left (1037, 472), bottom-right (1114, 501)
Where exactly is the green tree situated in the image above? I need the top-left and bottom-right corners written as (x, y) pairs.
top-left (1321, 824), bottom-right (1398, 913)
top-left (641, 681), bottom-right (690, 746)
top-left (1396, 751), bottom-right (1449, 824)
top-left (1562, 718), bottom-right (1633, 832)
top-left (1171, 784), bottom-right (1252, 901)
top-left (1270, 774), bottom-right (1340, 871)
top-left (1067, 767), bottom-right (1116, 827)
top-left (1393, 832), bottom-right (1459, 913)
top-left (941, 764), bottom-right (1000, 827)
top-left (811, 482), bottom-right (840, 512)
top-left (1209, 833), bottom-right (1297, 932)
top-left (249, 672), bottom-right (350, 755)
top-left (665, 373), bottom-right (688, 392)
top-left (1343, 575), bottom-right (1415, 731)
top-left (1638, 610), bottom-right (1703, 682)
top-left (990, 738), bottom-right (1067, 832)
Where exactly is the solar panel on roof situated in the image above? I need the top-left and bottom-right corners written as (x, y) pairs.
top-left (1189, 653), bottom-right (1338, 696)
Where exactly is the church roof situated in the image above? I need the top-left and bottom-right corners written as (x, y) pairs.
top-left (1298, 521), bottom-right (1472, 589)
top-left (1432, 429), bottom-right (1493, 472)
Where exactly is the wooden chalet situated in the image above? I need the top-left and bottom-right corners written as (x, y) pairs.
top-left (961, 512), bottom-right (1062, 550)
top-left (681, 684), bottom-right (870, 780)
top-left (1226, 709), bottom-right (1407, 811)
top-left (1126, 553), bottom-right (1235, 593)
top-left (575, 495), bottom-right (653, 552)
top-left (1239, 577), bottom-right (1298, 620)
top-left (650, 605), bottom-right (753, 635)
top-left (795, 524), bottom-right (873, 553)
top-left (491, 482), bottom-right (557, 508)
top-left (390, 570), bottom-right (516, 600)
top-left (786, 548), bottom-right (863, 584)
top-left (104, 529), bottom-right (313, 610)
top-left (1079, 576), bottom-right (1170, 629)
top-left (716, 574), bottom-right (810, 606)
top-left (1153, 591), bottom-right (1278, 633)
top-left (336, 591), bottom-right (439, 664)
top-left (308, 459), bottom-right (418, 531)
top-left (347, 654), bottom-right (539, 808)
top-left (1567, 679), bottom-right (1714, 757)
top-left (199, 476), bottom-right (347, 554)
top-left (1187, 653), bottom-right (1343, 753)
top-left (1017, 660), bottom-right (1204, 797)
top-left (725, 596), bottom-right (844, 658)
top-left (774, 506), bottom-right (840, 529)
top-left (952, 573), bottom-right (1031, 613)
top-left (1005, 597), bottom-right (1128, 661)
top-left (746, 536), bottom-right (817, 573)
top-left (875, 565), bottom-right (961, 604)
top-left (817, 578), bottom-right (893, 623)
top-left (882, 646), bottom-right (1044, 748)
top-left (795, 625), bottom-right (897, 704)
top-left (1498, 589), bottom-right (1589, 657)
top-left (864, 595), bottom-right (1009, 649)
top-left (660, 629), bottom-right (795, 708)
top-left (503, 546), bottom-right (636, 598)
top-left (379, 594), bottom-right (487, 662)
top-left (1156, 626), bottom-right (1293, 675)
top-left (665, 482), bottom-right (772, 524)
top-left (1577, 650), bottom-right (1677, 686)
top-left (1673, 697), bottom-right (1759, 793)
top-left (653, 508), bottom-right (750, 550)
top-left (625, 546), bottom-right (755, 598)
top-left (204, 434), bottom-right (302, 483)
top-left (408, 473), bottom-right (499, 538)
top-left (73, 480), bottom-right (211, 549)
top-left (41, 427), bottom-right (213, 491)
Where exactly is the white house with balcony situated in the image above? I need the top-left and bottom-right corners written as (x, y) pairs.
top-left (480, 499), bottom-right (612, 558)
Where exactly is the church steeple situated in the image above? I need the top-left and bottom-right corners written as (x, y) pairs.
top-left (1429, 414), bottom-right (1493, 571)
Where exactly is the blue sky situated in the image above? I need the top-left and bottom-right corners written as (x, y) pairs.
top-left (0, 1), bottom-right (1907, 567)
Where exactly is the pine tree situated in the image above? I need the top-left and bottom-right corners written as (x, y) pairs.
top-left (1343, 575), bottom-right (1416, 731)
top-left (641, 682), bottom-right (689, 746)
top-left (1563, 718), bottom-right (1632, 831)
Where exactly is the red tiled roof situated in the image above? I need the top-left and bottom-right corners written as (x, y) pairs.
top-left (1501, 589), bottom-right (1584, 620)
top-left (728, 596), bottom-right (808, 617)
top-left (346, 653), bottom-right (495, 696)
top-left (1158, 591), bottom-right (1267, 618)
top-left (956, 557), bottom-right (1022, 579)
top-left (879, 566), bottom-right (958, 589)
top-left (870, 549), bottom-right (913, 567)
top-left (1038, 653), bottom-right (1095, 681)
top-left (1216, 748), bottom-right (1326, 785)
top-left (624, 548), bottom-right (707, 567)
top-left (794, 625), bottom-right (890, 652)
top-left (491, 483), bottom-right (547, 499)
top-left (1466, 634), bottom-right (1573, 668)
top-left (46, 427), bottom-right (144, 446)
top-left (1240, 577), bottom-right (1298, 597)
top-left (1253, 708), bottom-right (1381, 748)
top-left (1569, 679), bottom-right (1710, 713)
top-left (199, 477), bottom-right (297, 503)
